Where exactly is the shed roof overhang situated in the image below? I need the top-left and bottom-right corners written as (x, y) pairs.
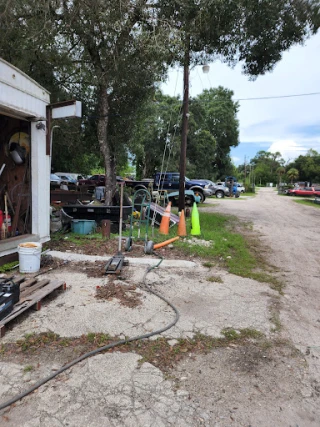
top-left (0, 58), bottom-right (50, 120)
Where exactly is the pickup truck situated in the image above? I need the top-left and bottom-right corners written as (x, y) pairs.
top-left (125, 172), bottom-right (210, 203)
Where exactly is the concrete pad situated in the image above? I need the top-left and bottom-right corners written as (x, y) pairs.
top-left (49, 250), bottom-right (197, 268)
top-left (0, 353), bottom-right (209, 426)
top-left (1, 263), bottom-right (276, 343)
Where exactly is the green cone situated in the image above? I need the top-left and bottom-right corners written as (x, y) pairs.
top-left (191, 202), bottom-right (201, 236)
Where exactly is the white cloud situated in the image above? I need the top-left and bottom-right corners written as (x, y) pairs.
top-left (267, 140), bottom-right (309, 162)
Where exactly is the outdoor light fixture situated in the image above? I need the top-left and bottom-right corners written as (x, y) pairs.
top-left (202, 64), bottom-right (210, 73)
top-left (36, 122), bottom-right (46, 131)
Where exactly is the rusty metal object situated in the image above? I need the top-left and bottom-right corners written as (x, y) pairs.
top-left (101, 219), bottom-right (111, 239)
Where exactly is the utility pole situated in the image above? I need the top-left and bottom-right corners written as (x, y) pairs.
top-left (178, 36), bottom-right (190, 212)
top-left (244, 155), bottom-right (247, 186)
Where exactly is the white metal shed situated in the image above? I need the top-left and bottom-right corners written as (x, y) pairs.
top-left (0, 58), bottom-right (51, 259)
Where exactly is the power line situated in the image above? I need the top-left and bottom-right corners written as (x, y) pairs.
top-left (235, 92), bottom-right (320, 101)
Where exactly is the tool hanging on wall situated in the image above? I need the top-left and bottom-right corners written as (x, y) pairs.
top-left (11, 155), bottom-right (29, 237)
top-left (4, 193), bottom-right (9, 238)
top-left (0, 164), bottom-right (6, 178)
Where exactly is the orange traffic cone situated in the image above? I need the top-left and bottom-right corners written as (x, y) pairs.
top-left (159, 202), bottom-right (171, 235)
top-left (177, 209), bottom-right (187, 236)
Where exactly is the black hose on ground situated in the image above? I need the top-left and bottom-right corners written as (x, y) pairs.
top-left (0, 254), bottom-right (179, 411)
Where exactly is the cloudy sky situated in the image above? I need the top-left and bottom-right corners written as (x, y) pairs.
top-left (161, 31), bottom-right (320, 166)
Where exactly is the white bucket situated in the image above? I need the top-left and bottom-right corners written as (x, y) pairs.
top-left (18, 242), bottom-right (42, 273)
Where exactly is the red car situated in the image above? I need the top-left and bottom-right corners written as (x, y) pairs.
top-left (288, 187), bottom-right (320, 197)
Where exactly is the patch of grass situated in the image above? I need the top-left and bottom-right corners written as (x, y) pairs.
top-left (86, 332), bottom-right (111, 346)
top-left (270, 312), bottom-right (282, 333)
top-left (171, 212), bottom-right (282, 291)
top-left (2, 329), bottom-right (297, 375)
top-left (293, 199), bottom-right (320, 208)
top-left (17, 331), bottom-right (60, 351)
top-left (206, 275), bottom-right (223, 283)
top-left (242, 191), bottom-right (257, 197)
top-left (221, 328), bottom-right (240, 340)
top-left (239, 328), bottom-right (265, 339)
top-left (202, 261), bottom-right (214, 268)
top-left (49, 232), bottom-right (104, 245)
top-left (23, 365), bottom-right (34, 373)
top-left (0, 261), bottom-right (19, 273)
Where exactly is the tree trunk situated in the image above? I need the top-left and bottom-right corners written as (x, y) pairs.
top-left (96, 80), bottom-right (113, 205)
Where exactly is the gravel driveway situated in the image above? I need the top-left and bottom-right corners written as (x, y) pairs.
top-left (210, 187), bottom-right (320, 359)
top-left (0, 187), bottom-right (319, 426)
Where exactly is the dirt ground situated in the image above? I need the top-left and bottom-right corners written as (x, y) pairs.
top-left (0, 187), bottom-right (320, 426)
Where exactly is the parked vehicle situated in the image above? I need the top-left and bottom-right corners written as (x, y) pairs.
top-left (125, 172), bottom-right (208, 203)
top-left (287, 187), bottom-right (320, 197)
top-left (237, 183), bottom-right (245, 193)
top-left (195, 180), bottom-right (229, 198)
top-left (56, 174), bottom-right (77, 184)
top-left (50, 173), bottom-right (62, 185)
top-left (78, 174), bottom-right (106, 186)
top-left (78, 174), bottom-right (124, 186)
top-left (55, 173), bottom-right (86, 184)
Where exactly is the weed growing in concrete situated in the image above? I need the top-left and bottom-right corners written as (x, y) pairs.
top-left (202, 262), bottom-right (214, 268)
top-left (270, 312), bottom-right (282, 333)
top-left (206, 275), bottom-right (223, 283)
top-left (23, 365), bottom-right (34, 373)
top-left (17, 331), bottom-right (60, 351)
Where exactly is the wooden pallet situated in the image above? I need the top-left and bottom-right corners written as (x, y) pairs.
top-left (0, 278), bottom-right (66, 338)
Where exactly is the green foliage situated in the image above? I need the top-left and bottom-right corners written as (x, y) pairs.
top-left (131, 87), bottom-right (239, 179)
top-left (293, 199), bottom-right (320, 209)
top-left (159, 0), bottom-right (319, 75)
top-left (174, 212), bottom-right (281, 289)
top-left (1, 0), bottom-right (318, 194)
top-left (244, 151), bottom-right (285, 186)
top-left (286, 168), bottom-right (299, 183)
top-left (188, 87), bottom-right (239, 179)
top-left (287, 150), bottom-right (320, 183)
top-left (130, 91), bottom-right (182, 178)
top-left (0, 261), bottom-right (18, 273)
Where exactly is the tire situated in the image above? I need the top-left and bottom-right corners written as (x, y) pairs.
top-left (144, 240), bottom-right (154, 255)
top-left (215, 190), bottom-right (225, 199)
top-left (185, 196), bottom-right (193, 207)
top-left (125, 237), bottom-right (132, 252)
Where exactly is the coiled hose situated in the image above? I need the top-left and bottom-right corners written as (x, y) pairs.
top-left (0, 254), bottom-right (179, 411)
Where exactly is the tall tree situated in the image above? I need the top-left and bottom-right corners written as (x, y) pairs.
top-left (189, 87), bottom-right (239, 179)
top-left (287, 149), bottom-right (320, 183)
top-left (1, 0), bottom-right (319, 205)
top-left (130, 87), bottom-right (239, 180)
top-left (250, 151), bottom-right (285, 185)
top-left (287, 168), bottom-right (299, 184)
top-left (0, 0), bottom-right (170, 203)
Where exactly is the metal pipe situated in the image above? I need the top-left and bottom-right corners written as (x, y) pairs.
top-left (178, 35), bottom-right (190, 212)
top-left (118, 182), bottom-right (124, 253)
